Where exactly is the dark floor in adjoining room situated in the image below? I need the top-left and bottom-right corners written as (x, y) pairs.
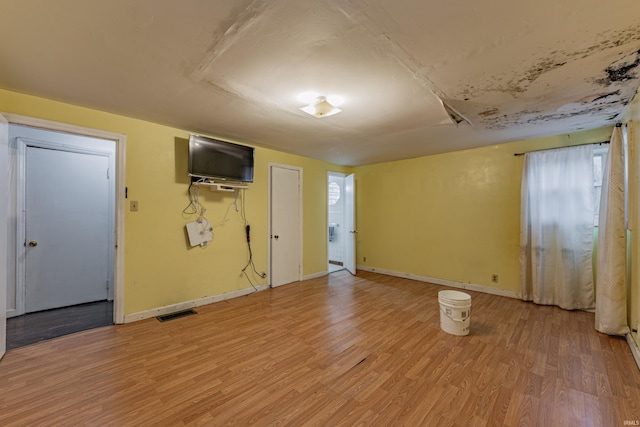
top-left (6, 300), bottom-right (113, 350)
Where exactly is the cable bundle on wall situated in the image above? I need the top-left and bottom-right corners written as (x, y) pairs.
top-left (239, 189), bottom-right (266, 290)
top-left (183, 185), bottom-right (265, 290)
top-left (183, 183), bottom-right (213, 247)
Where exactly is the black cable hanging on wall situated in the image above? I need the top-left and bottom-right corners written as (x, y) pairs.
top-left (240, 189), bottom-right (266, 291)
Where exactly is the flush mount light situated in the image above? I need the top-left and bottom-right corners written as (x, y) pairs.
top-left (299, 94), bottom-right (344, 118)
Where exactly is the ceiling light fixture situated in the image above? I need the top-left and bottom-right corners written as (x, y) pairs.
top-left (299, 95), bottom-right (343, 118)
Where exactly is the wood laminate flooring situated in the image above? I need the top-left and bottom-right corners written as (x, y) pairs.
top-left (0, 271), bottom-right (638, 426)
top-left (6, 300), bottom-right (113, 350)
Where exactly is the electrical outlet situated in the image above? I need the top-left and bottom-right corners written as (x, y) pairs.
top-left (491, 274), bottom-right (499, 284)
top-left (130, 201), bottom-right (139, 212)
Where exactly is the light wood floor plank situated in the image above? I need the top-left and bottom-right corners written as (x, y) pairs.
top-left (1, 270), bottom-right (639, 426)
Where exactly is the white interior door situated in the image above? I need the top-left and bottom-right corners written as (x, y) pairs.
top-left (0, 114), bottom-right (8, 359)
top-left (25, 146), bottom-right (110, 312)
top-left (345, 173), bottom-right (356, 275)
top-left (270, 165), bottom-right (301, 287)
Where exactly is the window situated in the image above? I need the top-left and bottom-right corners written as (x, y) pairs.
top-left (328, 181), bottom-right (341, 206)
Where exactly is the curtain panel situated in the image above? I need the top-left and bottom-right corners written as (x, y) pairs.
top-left (595, 126), bottom-right (629, 335)
top-left (520, 145), bottom-right (595, 310)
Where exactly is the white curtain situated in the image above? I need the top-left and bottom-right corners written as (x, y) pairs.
top-left (595, 126), bottom-right (629, 335)
top-left (520, 145), bottom-right (595, 310)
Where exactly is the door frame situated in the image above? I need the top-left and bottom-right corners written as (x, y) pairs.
top-left (344, 173), bottom-right (356, 275)
top-left (267, 163), bottom-right (303, 287)
top-left (1, 113), bottom-right (8, 359)
top-left (3, 113), bottom-right (126, 324)
top-left (327, 172), bottom-right (345, 272)
top-left (18, 138), bottom-right (115, 315)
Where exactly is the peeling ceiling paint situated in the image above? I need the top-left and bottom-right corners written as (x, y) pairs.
top-left (0, 0), bottom-right (639, 166)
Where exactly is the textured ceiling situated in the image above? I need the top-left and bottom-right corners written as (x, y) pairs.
top-left (1, 0), bottom-right (639, 165)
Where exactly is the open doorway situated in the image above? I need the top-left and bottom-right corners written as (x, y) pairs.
top-left (328, 173), bottom-right (346, 273)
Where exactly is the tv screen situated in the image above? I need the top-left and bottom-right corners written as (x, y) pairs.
top-left (188, 134), bottom-right (254, 183)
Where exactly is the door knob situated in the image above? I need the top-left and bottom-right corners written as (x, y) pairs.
top-left (349, 230), bottom-right (358, 234)
top-left (28, 241), bottom-right (38, 247)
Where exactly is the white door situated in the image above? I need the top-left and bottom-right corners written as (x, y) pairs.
top-left (0, 114), bottom-right (8, 359)
top-left (345, 173), bottom-right (356, 275)
top-left (270, 165), bottom-right (301, 287)
top-left (25, 146), bottom-right (110, 312)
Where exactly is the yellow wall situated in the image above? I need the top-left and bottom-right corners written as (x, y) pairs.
top-left (354, 127), bottom-right (612, 293)
top-left (2, 86), bottom-right (635, 334)
top-left (625, 93), bottom-right (640, 350)
top-left (0, 89), bottom-right (350, 315)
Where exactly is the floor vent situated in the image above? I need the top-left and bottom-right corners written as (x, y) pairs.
top-left (156, 309), bottom-right (197, 322)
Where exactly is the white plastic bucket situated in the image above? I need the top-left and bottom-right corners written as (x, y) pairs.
top-left (438, 290), bottom-right (472, 336)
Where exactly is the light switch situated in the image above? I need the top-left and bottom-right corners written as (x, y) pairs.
top-left (130, 201), bottom-right (139, 212)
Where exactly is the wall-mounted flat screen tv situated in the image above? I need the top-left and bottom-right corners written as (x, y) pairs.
top-left (188, 134), bottom-right (254, 183)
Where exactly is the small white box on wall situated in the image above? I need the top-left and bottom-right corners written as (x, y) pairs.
top-left (186, 221), bottom-right (213, 247)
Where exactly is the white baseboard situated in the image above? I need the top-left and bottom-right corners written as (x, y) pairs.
top-left (6, 308), bottom-right (19, 318)
top-left (626, 333), bottom-right (640, 372)
top-left (124, 284), bottom-right (269, 323)
top-left (303, 271), bottom-right (328, 280)
top-left (356, 265), bottom-right (521, 299)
